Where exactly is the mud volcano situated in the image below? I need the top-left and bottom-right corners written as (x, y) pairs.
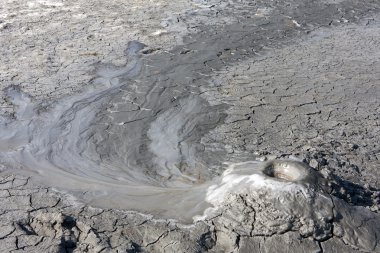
top-left (1, 0), bottom-right (380, 251)
top-left (262, 160), bottom-right (311, 181)
top-left (1, 41), bottom-right (330, 225)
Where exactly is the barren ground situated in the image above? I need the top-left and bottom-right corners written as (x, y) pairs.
top-left (0, 0), bottom-right (379, 252)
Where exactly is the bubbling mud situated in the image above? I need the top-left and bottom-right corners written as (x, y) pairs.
top-left (262, 160), bottom-right (312, 182)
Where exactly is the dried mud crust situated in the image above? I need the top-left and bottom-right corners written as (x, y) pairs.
top-left (0, 0), bottom-right (202, 115)
top-left (0, 174), bottom-right (214, 253)
top-left (1, 0), bottom-right (380, 252)
top-left (1, 0), bottom-right (379, 115)
top-left (202, 19), bottom-right (380, 191)
top-left (0, 170), bottom-right (379, 253)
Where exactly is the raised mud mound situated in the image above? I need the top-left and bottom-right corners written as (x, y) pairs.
top-left (204, 160), bottom-right (380, 252)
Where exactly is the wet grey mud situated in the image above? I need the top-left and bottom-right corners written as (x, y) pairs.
top-left (1, 0), bottom-right (380, 252)
top-left (0, 40), bottom-right (227, 221)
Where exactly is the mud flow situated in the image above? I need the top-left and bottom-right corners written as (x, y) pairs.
top-left (0, 41), bottom-right (232, 222)
top-left (0, 40), bottom-right (318, 222)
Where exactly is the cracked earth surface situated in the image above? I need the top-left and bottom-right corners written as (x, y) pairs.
top-left (1, 0), bottom-right (380, 252)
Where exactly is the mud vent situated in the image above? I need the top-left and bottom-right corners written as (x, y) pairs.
top-left (262, 160), bottom-right (309, 182)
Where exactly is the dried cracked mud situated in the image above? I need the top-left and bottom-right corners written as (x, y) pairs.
top-left (0, 0), bottom-right (380, 252)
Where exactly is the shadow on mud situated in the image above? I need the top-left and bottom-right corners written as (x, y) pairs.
top-left (331, 174), bottom-right (379, 208)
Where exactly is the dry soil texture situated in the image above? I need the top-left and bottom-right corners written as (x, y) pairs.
top-left (0, 0), bottom-right (380, 252)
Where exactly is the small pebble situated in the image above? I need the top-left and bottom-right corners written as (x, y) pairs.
top-left (309, 159), bottom-right (319, 169)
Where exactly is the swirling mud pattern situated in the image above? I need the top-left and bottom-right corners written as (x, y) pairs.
top-left (0, 41), bottom-right (233, 222)
top-left (1, 2), bottom-right (354, 223)
top-left (0, 39), bottom-right (327, 223)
